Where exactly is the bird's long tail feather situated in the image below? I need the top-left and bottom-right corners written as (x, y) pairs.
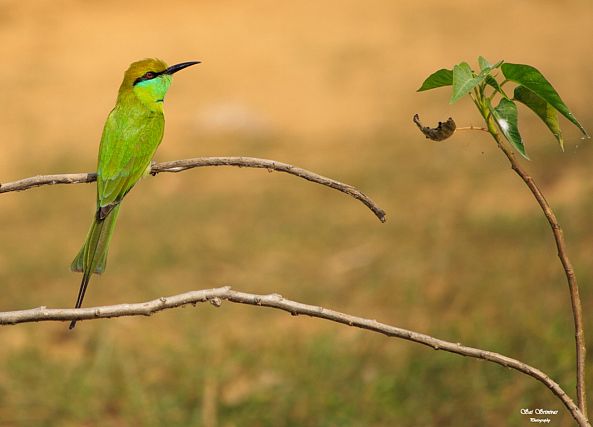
top-left (69, 204), bottom-right (121, 329)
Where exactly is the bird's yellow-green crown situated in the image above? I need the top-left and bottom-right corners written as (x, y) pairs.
top-left (119, 58), bottom-right (168, 93)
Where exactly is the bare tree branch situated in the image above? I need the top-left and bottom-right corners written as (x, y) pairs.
top-left (0, 156), bottom-right (386, 223)
top-left (491, 134), bottom-right (587, 417)
top-left (0, 286), bottom-right (588, 426)
top-left (414, 113), bottom-right (588, 419)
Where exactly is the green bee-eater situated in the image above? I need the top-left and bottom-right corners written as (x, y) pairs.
top-left (70, 58), bottom-right (199, 329)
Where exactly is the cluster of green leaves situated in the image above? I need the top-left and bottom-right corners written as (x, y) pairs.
top-left (418, 57), bottom-right (589, 159)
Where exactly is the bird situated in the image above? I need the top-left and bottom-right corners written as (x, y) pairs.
top-left (69, 58), bottom-right (200, 329)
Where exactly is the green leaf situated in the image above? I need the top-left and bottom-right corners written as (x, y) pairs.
top-left (478, 57), bottom-right (503, 72)
top-left (489, 60), bottom-right (504, 70)
top-left (450, 61), bottom-right (501, 104)
top-left (489, 98), bottom-right (528, 159)
top-left (478, 56), bottom-right (492, 71)
top-left (485, 75), bottom-right (509, 99)
top-left (450, 62), bottom-right (481, 104)
top-left (417, 68), bottom-right (453, 91)
top-left (478, 57), bottom-right (507, 97)
top-left (501, 63), bottom-right (589, 138)
top-left (514, 85), bottom-right (564, 150)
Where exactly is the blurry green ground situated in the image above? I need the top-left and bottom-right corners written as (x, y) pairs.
top-left (2, 128), bottom-right (593, 426)
top-left (2, 0), bottom-right (593, 426)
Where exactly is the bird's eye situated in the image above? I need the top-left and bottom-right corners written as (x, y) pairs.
top-left (144, 71), bottom-right (156, 79)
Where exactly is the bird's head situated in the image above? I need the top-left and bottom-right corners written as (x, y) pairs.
top-left (118, 58), bottom-right (200, 111)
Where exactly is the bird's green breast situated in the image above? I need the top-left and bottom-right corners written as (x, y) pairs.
top-left (96, 102), bottom-right (165, 207)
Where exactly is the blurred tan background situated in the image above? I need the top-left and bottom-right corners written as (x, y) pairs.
top-left (1, 1), bottom-right (593, 426)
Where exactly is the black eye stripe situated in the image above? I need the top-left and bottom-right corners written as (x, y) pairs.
top-left (133, 70), bottom-right (162, 86)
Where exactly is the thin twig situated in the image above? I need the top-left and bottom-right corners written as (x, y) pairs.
top-left (0, 286), bottom-right (589, 426)
top-left (456, 126), bottom-right (489, 133)
top-left (0, 156), bottom-right (386, 223)
top-left (0, 173), bottom-right (98, 192)
top-left (488, 125), bottom-right (587, 417)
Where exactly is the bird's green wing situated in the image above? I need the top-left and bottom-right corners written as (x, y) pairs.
top-left (97, 107), bottom-right (165, 208)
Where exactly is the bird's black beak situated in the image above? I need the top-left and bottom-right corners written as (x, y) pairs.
top-left (164, 61), bottom-right (201, 75)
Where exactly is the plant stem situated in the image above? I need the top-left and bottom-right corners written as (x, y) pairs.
top-left (484, 115), bottom-right (588, 417)
top-left (456, 126), bottom-right (489, 133)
